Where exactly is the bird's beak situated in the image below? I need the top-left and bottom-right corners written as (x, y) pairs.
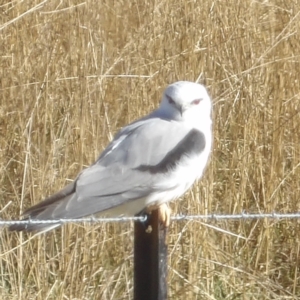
top-left (178, 106), bottom-right (183, 116)
top-left (177, 105), bottom-right (186, 116)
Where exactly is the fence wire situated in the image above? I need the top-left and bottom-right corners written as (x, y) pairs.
top-left (1, 212), bottom-right (300, 227)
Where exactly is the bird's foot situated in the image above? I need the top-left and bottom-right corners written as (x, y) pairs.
top-left (147, 203), bottom-right (171, 227)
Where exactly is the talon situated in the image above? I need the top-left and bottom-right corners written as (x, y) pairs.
top-left (158, 203), bottom-right (171, 227)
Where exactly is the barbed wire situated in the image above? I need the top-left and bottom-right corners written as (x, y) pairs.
top-left (1, 212), bottom-right (300, 227)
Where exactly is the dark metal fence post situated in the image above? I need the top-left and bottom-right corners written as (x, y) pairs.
top-left (134, 209), bottom-right (168, 300)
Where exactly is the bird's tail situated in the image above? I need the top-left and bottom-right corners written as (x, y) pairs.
top-left (9, 182), bottom-right (76, 232)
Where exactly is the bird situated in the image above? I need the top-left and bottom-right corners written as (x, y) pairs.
top-left (9, 81), bottom-right (212, 232)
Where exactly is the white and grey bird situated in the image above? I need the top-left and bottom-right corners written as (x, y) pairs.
top-left (9, 81), bottom-right (212, 232)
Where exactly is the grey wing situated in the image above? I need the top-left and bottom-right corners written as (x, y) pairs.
top-left (9, 118), bottom-right (205, 232)
top-left (66, 118), bottom-right (205, 213)
top-left (72, 118), bottom-right (197, 208)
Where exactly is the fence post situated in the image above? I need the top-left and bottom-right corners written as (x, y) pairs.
top-left (134, 209), bottom-right (168, 300)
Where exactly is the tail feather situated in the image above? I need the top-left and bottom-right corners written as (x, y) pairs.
top-left (9, 182), bottom-right (76, 232)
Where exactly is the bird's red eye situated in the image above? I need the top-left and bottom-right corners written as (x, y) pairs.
top-left (166, 95), bottom-right (175, 104)
top-left (192, 99), bottom-right (202, 105)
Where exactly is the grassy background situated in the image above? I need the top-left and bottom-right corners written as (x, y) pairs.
top-left (1, 0), bottom-right (300, 299)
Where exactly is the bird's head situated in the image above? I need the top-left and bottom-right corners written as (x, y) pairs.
top-left (159, 81), bottom-right (212, 125)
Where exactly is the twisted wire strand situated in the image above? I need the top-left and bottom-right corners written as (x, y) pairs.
top-left (1, 212), bottom-right (300, 227)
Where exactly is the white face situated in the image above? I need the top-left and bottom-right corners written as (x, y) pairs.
top-left (160, 81), bottom-right (212, 123)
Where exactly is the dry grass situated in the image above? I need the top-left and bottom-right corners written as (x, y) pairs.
top-left (1, 0), bottom-right (300, 299)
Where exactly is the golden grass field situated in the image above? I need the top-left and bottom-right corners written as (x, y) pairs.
top-left (1, 0), bottom-right (300, 299)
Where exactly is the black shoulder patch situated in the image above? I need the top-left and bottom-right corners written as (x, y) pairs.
top-left (135, 129), bottom-right (206, 174)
